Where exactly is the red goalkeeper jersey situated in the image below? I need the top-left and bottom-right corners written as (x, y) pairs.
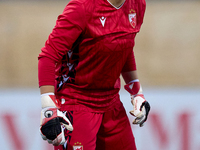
top-left (38, 0), bottom-right (146, 112)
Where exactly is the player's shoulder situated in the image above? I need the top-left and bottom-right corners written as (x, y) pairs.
top-left (66, 0), bottom-right (98, 14)
top-left (128, 0), bottom-right (146, 7)
top-left (126, 0), bottom-right (146, 11)
top-left (129, 0), bottom-right (146, 13)
top-left (134, 0), bottom-right (146, 6)
top-left (64, 0), bottom-right (94, 12)
top-left (63, 0), bottom-right (87, 14)
top-left (67, 0), bottom-right (92, 5)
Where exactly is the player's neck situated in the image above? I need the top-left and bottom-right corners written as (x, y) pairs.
top-left (108, 0), bottom-right (125, 8)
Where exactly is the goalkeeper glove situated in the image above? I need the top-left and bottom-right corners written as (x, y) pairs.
top-left (40, 93), bottom-right (73, 146)
top-left (124, 79), bottom-right (150, 127)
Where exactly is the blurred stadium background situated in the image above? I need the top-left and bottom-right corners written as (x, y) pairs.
top-left (0, 0), bottom-right (200, 150)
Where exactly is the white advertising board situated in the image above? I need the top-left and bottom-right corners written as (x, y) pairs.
top-left (0, 87), bottom-right (199, 150)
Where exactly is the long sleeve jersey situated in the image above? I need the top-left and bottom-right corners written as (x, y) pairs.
top-left (38, 0), bottom-right (146, 112)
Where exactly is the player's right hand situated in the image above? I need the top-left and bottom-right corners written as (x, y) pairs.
top-left (39, 93), bottom-right (73, 146)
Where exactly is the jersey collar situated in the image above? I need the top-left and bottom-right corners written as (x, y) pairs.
top-left (106, 0), bottom-right (126, 9)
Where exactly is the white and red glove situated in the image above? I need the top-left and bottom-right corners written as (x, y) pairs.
top-left (124, 79), bottom-right (150, 127)
top-left (40, 93), bottom-right (73, 146)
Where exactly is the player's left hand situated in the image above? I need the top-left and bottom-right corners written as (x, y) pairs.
top-left (124, 79), bottom-right (151, 127)
top-left (130, 94), bottom-right (150, 127)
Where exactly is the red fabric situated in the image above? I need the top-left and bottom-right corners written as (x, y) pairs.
top-left (38, 0), bottom-right (146, 111)
top-left (38, 57), bottom-right (55, 87)
top-left (54, 100), bottom-right (136, 150)
top-left (121, 50), bottom-right (137, 72)
top-left (96, 101), bottom-right (137, 150)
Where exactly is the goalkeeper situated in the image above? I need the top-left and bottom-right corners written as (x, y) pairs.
top-left (38, 0), bottom-right (150, 149)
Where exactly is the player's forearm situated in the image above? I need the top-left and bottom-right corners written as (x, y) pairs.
top-left (40, 85), bottom-right (55, 94)
top-left (121, 70), bottom-right (138, 84)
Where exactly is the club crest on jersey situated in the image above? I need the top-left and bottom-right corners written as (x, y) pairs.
top-left (73, 142), bottom-right (83, 150)
top-left (129, 9), bottom-right (137, 28)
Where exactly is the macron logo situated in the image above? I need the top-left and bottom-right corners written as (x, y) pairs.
top-left (99, 16), bottom-right (106, 27)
